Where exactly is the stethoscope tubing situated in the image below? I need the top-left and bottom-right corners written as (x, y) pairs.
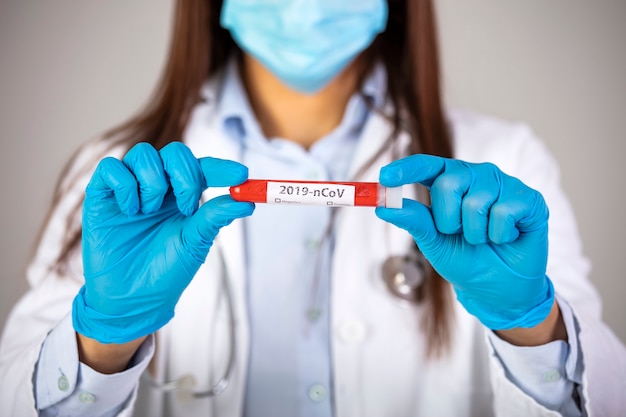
top-left (142, 241), bottom-right (236, 398)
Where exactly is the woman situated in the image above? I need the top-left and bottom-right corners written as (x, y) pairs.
top-left (1, 0), bottom-right (624, 416)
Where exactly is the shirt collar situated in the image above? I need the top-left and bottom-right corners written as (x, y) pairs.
top-left (360, 60), bottom-right (387, 110)
top-left (216, 57), bottom-right (265, 145)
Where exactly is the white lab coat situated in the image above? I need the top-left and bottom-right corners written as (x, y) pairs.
top-left (1, 77), bottom-right (625, 417)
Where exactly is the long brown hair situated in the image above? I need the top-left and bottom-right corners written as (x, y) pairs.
top-left (45, 0), bottom-right (454, 356)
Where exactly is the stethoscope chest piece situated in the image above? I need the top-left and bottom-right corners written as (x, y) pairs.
top-left (382, 248), bottom-right (426, 302)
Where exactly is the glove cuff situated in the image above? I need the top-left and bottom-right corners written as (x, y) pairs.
top-left (458, 277), bottom-right (555, 331)
top-left (72, 286), bottom-right (174, 344)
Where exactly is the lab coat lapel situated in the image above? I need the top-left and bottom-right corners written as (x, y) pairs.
top-left (184, 87), bottom-right (246, 297)
top-left (346, 108), bottom-right (410, 181)
top-left (183, 94), bottom-right (250, 417)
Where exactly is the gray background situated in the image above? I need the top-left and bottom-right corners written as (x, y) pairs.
top-left (1, 1), bottom-right (625, 345)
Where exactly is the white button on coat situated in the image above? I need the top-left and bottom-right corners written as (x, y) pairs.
top-left (308, 384), bottom-right (327, 402)
top-left (57, 375), bottom-right (69, 392)
top-left (336, 320), bottom-right (367, 344)
top-left (305, 238), bottom-right (322, 251)
top-left (78, 392), bottom-right (95, 404)
top-left (542, 369), bottom-right (561, 382)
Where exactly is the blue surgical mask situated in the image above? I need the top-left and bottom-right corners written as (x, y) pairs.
top-left (220, 0), bottom-right (388, 94)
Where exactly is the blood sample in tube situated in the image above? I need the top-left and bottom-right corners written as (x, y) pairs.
top-left (230, 179), bottom-right (402, 208)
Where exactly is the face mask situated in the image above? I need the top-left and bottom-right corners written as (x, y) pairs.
top-left (220, 0), bottom-right (388, 94)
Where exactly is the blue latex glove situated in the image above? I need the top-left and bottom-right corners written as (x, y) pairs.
top-left (376, 154), bottom-right (554, 330)
top-left (72, 142), bottom-right (255, 343)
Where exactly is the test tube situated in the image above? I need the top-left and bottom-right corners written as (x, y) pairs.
top-left (230, 179), bottom-right (403, 208)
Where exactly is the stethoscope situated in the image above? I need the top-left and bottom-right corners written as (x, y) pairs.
top-left (143, 126), bottom-right (428, 399)
top-left (142, 239), bottom-right (236, 400)
top-left (142, 218), bottom-right (427, 400)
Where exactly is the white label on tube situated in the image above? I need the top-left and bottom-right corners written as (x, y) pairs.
top-left (266, 182), bottom-right (356, 206)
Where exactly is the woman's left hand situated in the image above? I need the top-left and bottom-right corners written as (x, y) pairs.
top-left (376, 154), bottom-right (554, 330)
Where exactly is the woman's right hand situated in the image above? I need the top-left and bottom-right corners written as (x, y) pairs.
top-left (72, 142), bottom-right (255, 345)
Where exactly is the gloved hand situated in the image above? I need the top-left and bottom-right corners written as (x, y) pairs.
top-left (376, 154), bottom-right (554, 330)
top-left (72, 142), bottom-right (255, 343)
